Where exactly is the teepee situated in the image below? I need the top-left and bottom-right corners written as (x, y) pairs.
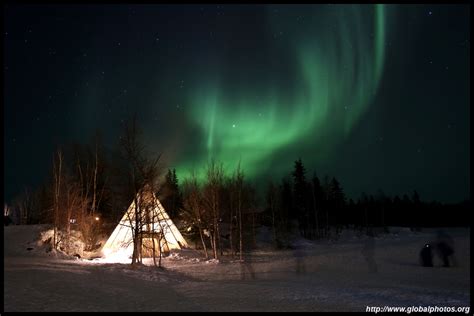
top-left (101, 188), bottom-right (188, 260)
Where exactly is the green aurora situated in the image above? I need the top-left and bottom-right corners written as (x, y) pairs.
top-left (174, 5), bottom-right (388, 182)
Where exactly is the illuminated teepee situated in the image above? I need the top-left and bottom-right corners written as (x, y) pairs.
top-left (101, 188), bottom-right (188, 261)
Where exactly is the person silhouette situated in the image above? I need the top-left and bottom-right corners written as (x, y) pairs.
top-left (240, 252), bottom-right (256, 280)
top-left (435, 230), bottom-right (456, 267)
top-left (293, 245), bottom-right (306, 275)
top-left (361, 232), bottom-right (378, 273)
top-left (419, 243), bottom-right (433, 267)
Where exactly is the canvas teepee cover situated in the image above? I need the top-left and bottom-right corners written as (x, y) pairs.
top-left (101, 190), bottom-right (188, 260)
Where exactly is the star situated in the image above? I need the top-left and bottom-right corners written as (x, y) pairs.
top-left (428, 11), bottom-right (432, 15)
top-left (232, 124), bottom-right (236, 128)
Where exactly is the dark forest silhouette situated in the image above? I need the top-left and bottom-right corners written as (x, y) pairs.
top-left (5, 132), bottom-right (470, 257)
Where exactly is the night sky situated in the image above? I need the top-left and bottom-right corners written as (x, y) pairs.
top-left (4, 4), bottom-right (470, 204)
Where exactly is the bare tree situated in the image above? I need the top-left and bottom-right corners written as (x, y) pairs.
top-left (228, 177), bottom-right (237, 258)
top-left (202, 160), bottom-right (224, 260)
top-left (13, 187), bottom-right (36, 225)
top-left (267, 182), bottom-right (279, 248)
top-left (52, 149), bottom-right (63, 250)
top-left (236, 167), bottom-right (244, 262)
top-left (91, 142), bottom-right (98, 216)
top-left (230, 165), bottom-right (257, 261)
top-left (120, 115), bottom-right (162, 265)
top-left (63, 177), bottom-right (83, 254)
top-left (182, 175), bottom-right (209, 259)
top-left (71, 138), bottom-right (109, 252)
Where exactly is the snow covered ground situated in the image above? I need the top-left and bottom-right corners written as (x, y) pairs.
top-left (4, 225), bottom-right (470, 312)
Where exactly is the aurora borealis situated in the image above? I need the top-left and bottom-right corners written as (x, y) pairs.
top-left (177, 5), bottom-right (388, 181)
top-left (4, 4), bottom-right (470, 203)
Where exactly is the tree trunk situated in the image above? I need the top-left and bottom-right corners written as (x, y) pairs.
top-left (158, 234), bottom-right (163, 268)
top-left (196, 208), bottom-right (209, 259)
top-left (132, 195), bottom-right (141, 265)
top-left (312, 188), bottom-right (319, 239)
top-left (252, 211), bottom-right (256, 248)
top-left (151, 214), bottom-right (157, 267)
top-left (230, 200), bottom-right (234, 258)
top-left (53, 150), bottom-right (63, 251)
top-left (212, 193), bottom-right (219, 260)
top-left (271, 193), bottom-right (277, 248)
top-left (91, 143), bottom-right (98, 216)
top-left (238, 188), bottom-right (243, 262)
top-left (198, 224), bottom-right (208, 259)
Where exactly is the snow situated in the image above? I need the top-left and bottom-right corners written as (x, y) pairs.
top-left (4, 224), bottom-right (470, 312)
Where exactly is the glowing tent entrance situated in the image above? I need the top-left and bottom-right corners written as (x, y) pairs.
top-left (101, 190), bottom-right (188, 261)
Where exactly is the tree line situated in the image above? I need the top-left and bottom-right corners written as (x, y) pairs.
top-left (6, 124), bottom-right (470, 261)
top-left (260, 158), bottom-right (470, 248)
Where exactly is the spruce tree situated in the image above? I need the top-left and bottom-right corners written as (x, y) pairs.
top-left (292, 158), bottom-right (310, 238)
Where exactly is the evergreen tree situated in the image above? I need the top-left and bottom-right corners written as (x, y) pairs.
top-left (292, 158), bottom-right (310, 238)
top-left (401, 194), bottom-right (411, 227)
top-left (328, 177), bottom-right (346, 234)
top-left (347, 198), bottom-right (356, 228)
top-left (392, 195), bottom-right (401, 226)
top-left (161, 168), bottom-right (182, 219)
top-left (322, 175), bottom-right (331, 237)
top-left (311, 173), bottom-right (324, 239)
top-left (411, 190), bottom-right (422, 231)
top-left (412, 190), bottom-right (420, 204)
top-left (359, 192), bottom-right (369, 233)
top-left (265, 181), bottom-right (287, 248)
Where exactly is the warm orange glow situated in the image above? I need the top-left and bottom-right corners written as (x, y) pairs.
top-left (100, 193), bottom-right (189, 263)
top-left (95, 217), bottom-right (100, 221)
